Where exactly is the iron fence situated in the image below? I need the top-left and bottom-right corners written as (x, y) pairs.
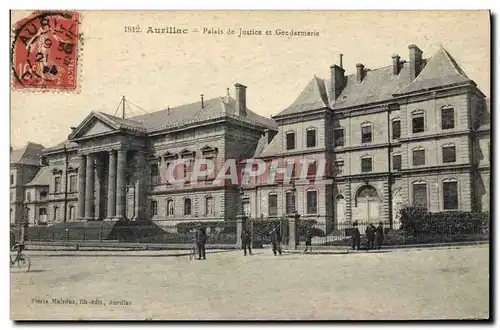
top-left (23, 214), bottom-right (489, 247)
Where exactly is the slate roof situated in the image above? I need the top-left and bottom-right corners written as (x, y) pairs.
top-left (394, 47), bottom-right (471, 95)
top-left (26, 159), bottom-right (80, 186)
top-left (44, 140), bottom-right (78, 153)
top-left (10, 142), bottom-right (44, 166)
top-left (129, 96), bottom-right (277, 132)
top-left (258, 133), bottom-right (283, 158)
top-left (273, 47), bottom-right (474, 118)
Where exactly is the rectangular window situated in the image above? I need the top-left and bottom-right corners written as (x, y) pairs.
top-left (307, 161), bottom-right (317, 177)
top-left (441, 108), bottom-right (455, 129)
top-left (286, 192), bottom-right (295, 214)
top-left (205, 197), bottom-right (214, 216)
top-left (10, 174), bottom-right (14, 185)
top-left (53, 206), bottom-right (59, 221)
top-left (361, 125), bottom-right (372, 143)
top-left (361, 157), bottom-right (372, 173)
top-left (307, 190), bottom-right (318, 214)
top-left (166, 200), bottom-right (174, 216)
top-left (54, 176), bottom-right (61, 193)
top-left (268, 194), bottom-right (278, 216)
top-left (442, 146), bottom-right (456, 163)
top-left (443, 181), bottom-right (458, 210)
top-left (10, 192), bottom-right (13, 202)
top-left (150, 164), bottom-right (160, 185)
top-left (392, 120), bottom-right (401, 140)
top-left (334, 128), bottom-right (344, 147)
top-left (40, 190), bottom-right (48, 200)
top-left (286, 132), bottom-right (295, 150)
top-left (151, 200), bottom-right (158, 216)
top-left (26, 191), bottom-right (31, 201)
top-left (184, 199), bottom-right (192, 215)
top-left (412, 184), bottom-right (427, 209)
top-left (306, 129), bottom-right (316, 148)
top-left (69, 175), bottom-right (77, 192)
top-left (412, 114), bottom-right (425, 133)
top-left (392, 154), bottom-right (402, 170)
top-left (413, 149), bottom-right (426, 166)
top-left (335, 161), bottom-right (344, 175)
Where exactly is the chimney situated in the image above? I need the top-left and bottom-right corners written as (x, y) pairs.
top-left (235, 83), bottom-right (247, 117)
top-left (200, 94), bottom-right (204, 109)
top-left (339, 53), bottom-right (343, 69)
top-left (329, 64), bottom-right (345, 101)
top-left (408, 44), bottom-right (423, 81)
top-left (356, 63), bottom-right (365, 83)
top-left (70, 126), bottom-right (76, 132)
top-left (392, 54), bottom-right (401, 75)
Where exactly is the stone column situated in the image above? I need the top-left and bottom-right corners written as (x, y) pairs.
top-left (287, 213), bottom-right (300, 250)
top-left (77, 155), bottom-right (87, 219)
top-left (106, 150), bottom-right (117, 220)
top-left (94, 158), bottom-right (103, 220)
top-left (115, 150), bottom-right (127, 220)
top-left (84, 154), bottom-right (95, 219)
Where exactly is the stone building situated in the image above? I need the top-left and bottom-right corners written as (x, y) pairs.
top-left (10, 142), bottom-right (45, 225)
top-left (18, 44), bottom-right (490, 235)
top-left (245, 45), bottom-right (490, 234)
top-left (23, 84), bottom-right (277, 229)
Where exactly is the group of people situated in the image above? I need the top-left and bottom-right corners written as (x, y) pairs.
top-left (351, 221), bottom-right (385, 250)
top-left (241, 226), bottom-right (283, 256)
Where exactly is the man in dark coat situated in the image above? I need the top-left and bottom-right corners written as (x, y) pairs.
top-left (365, 224), bottom-right (375, 250)
top-left (351, 222), bottom-right (361, 251)
top-left (270, 227), bottom-right (282, 256)
top-left (303, 226), bottom-right (313, 253)
top-left (241, 228), bottom-right (252, 256)
top-left (375, 222), bottom-right (384, 250)
top-left (195, 226), bottom-right (207, 260)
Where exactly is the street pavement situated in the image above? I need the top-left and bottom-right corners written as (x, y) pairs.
top-left (10, 245), bottom-right (489, 320)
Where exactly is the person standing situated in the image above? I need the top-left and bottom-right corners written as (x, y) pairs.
top-left (351, 222), bottom-right (361, 251)
top-left (365, 224), bottom-right (375, 250)
top-left (241, 228), bottom-right (252, 256)
top-left (195, 226), bottom-right (207, 260)
top-left (270, 227), bottom-right (282, 256)
top-left (375, 222), bottom-right (384, 250)
top-left (303, 226), bottom-right (313, 253)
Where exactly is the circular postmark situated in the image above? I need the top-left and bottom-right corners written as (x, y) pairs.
top-left (11, 11), bottom-right (80, 90)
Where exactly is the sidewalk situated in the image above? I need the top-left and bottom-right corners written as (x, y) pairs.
top-left (25, 249), bottom-right (232, 258)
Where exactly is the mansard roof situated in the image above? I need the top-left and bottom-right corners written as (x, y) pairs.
top-left (10, 142), bottom-right (45, 166)
top-left (393, 47), bottom-right (471, 95)
top-left (274, 46), bottom-right (477, 118)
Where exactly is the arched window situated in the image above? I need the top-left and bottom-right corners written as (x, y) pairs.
top-left (205, 196), bottom-right (214, 216)
top-left (184, 198), bottom-right (192, 216)
top-left (53, 206), bottom-right (59, 221)
top-left (68, 206), bottom-right (75, 220)
top-left (166, 199), bottom-right (174, 216)
top-left (150, 200), bottom-right (158, 216)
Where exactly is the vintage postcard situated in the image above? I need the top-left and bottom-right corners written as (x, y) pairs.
top-left (9, 10), bottom-right (490, 320)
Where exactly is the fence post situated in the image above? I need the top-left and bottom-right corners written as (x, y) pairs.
top-left (52, 231), bottom-right (55, 242)
top-left (83, 228), bottom-right (86, 242)
top-left (100, 226), bottom-right (103, 242)
top-left (66, 228), bottom-right (69, 241)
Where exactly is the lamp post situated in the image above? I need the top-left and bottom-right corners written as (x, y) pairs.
top-left (289, 181), bottom-right (297, 215)
top-left (286, 181), bottom-right (299, 250)
top-left (236, 185), bottom-right (246, 249)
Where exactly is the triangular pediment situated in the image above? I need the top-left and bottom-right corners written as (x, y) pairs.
top-left (201, 145), bottom-right (217, 154)
top-left (68, 112), bottom-right (120, 140)
top-left (162, 151), bottom-right (178, 159)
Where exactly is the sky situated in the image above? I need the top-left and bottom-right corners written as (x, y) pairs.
top-left (10, 10), bottom-right (490, 149)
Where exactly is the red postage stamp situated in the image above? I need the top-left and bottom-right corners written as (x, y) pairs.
top-left (11, 11), bottom-right (80, 91)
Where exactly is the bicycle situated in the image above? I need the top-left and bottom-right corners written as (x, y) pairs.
top-left (189, 240), bottom-right (198, 261)
top-left (10, 243), bottom-right (31, 272)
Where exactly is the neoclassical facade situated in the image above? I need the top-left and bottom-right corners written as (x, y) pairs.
top-left (16, 44), bottom-right (490, 235)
